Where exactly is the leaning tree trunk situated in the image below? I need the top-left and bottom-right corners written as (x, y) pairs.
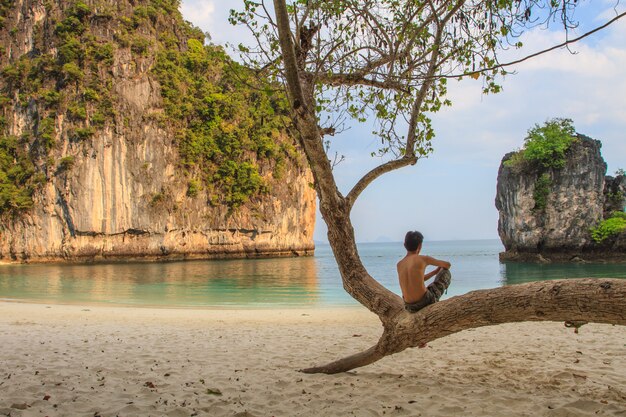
top-left (271, 0), bottom-right (626, 375)
top-left (302, 278), bottom-right (626, 374)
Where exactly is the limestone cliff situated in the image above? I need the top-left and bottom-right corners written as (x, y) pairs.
top-left (0, 0), bottom-right (315, 262)
top-left (496, 135), bottom-right (625, 262)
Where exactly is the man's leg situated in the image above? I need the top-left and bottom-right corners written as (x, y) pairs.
top-left (405, 270), bottom-right (451, 314)
top-left (404, 291), bottom-right (436, 313)
top-left (426, 269), bottom-right (451, 302)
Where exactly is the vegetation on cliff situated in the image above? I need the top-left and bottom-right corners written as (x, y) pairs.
top-left (506, 118), bottom-right (577, 169)
top-left (0, 0), bottom-right (294, 215)
top-left (0, 0), bottom-right (13, 28)
top-left (1, 0), bottom-right (122, 214)
top-left (591, 211), bottom-right (626, 243)
top-left (0, 134), bottom-right (42, 212)
top-left (497, 123), bottom-right (625, 257)
top-left (152, 35), bottom-right (293, 208)
top-left (504, 118), bottom-right (578, 211)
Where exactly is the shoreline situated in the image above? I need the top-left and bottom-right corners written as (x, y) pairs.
top-left (499, 250), bottom-right (626, 263)
top-left (0, 297), bottom-right (360, 311)
top-left (0, 247), bottom-right (316, 266)
top-left (1, 301), bottom-right (625, 416)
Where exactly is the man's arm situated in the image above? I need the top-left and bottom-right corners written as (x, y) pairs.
top-left (423, 256), bottom-right (451, 270)
top-left (424, 267), bottom-right (442, 281)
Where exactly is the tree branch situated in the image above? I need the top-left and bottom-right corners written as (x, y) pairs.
top-left (272, 0), bottom-right (307, 111)
top-left (439, 10), bottom-right (626, 80)
top-left (301, 345), bottom-right (384, 374)
top-left (316, 72), bottom-right (410, 93)
top-left (302, 278), bottom-right (626, 374)
top-left (346, 156), bottom-right (418, 210)
top-left (406, 0), bottom-right (466, 155)
top-left (272, 0), bottom-right (346, 212)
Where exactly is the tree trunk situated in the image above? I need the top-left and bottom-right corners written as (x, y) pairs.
top-left (302, 278), bottom-right (626, 374)
top-left (272, 0), bottom-right (402, 317)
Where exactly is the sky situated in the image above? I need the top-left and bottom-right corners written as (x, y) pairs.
top-left (179, 0), bottom-right (626, 243)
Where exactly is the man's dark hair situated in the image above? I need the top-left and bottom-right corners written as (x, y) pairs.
top-left (404, 231), bottom-right (424, 252)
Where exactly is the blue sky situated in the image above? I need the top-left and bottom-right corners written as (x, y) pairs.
top-left (180, 0), bottom-right (626, 243)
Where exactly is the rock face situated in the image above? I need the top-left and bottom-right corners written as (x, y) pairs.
top-left (604, 175), bottom-right (626, 218)
top-left (0, 0), bottom-right (315, 262)
top-left (496, 136), bottom-right (625, 262)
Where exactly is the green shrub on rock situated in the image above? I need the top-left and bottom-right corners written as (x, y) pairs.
top-left (0, 135), bottom-right (37, 213)
top-left (523, 118), bottom-right (577, 169)
top-left (153, 36), bottom-right (292, 209)
top-left (505, 118), bottom-right (577, 170)
top-left (533, 173), bottom-right (551, 212)
top-left (505, 118), bottom-right (579, 213)
top-left (57, 156), bottom-right (75, 172)
top-left (591, 212), bottom-right (626, 243)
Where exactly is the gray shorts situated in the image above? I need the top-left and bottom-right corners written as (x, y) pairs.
top-left (404, 269), bottom-right (451, 313)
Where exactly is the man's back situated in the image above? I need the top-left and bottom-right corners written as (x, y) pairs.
top-left (397, 254), bottom-right (428, 303)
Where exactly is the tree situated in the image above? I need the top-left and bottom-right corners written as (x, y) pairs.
top-left (230, 0), bottom-right (626, 374)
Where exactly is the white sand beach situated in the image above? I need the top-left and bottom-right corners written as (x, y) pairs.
top-left (0, 301), bottom-right (624, 417)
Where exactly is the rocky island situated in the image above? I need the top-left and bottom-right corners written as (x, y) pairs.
top-left (0, 0), bottom-right (315, 262)
top-left (495, 119), bottom-right (625, 262)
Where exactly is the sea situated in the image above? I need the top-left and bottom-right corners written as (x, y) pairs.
top-left (0, 240), bottom-right (624, 308)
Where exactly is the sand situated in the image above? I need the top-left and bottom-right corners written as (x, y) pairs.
top-left (0, 301), bottom-right (624, 417)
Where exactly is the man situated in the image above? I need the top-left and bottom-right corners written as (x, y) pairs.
top-left (397, 231), bottom-right (452, 313)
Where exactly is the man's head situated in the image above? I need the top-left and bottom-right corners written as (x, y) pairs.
top-left (404, 231), bottom-right (423, 252)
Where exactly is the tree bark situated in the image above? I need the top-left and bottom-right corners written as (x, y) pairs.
top-left (301, 345), bottom-right (385, 374)
top-left (302, 278), bottom-right (626, 374)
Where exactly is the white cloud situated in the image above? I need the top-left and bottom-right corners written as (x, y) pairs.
top-left (181, 0), bottom-right (215, 26)
top-left (180, 0), bottom-right (255, 50)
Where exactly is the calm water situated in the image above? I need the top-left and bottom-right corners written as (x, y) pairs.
top-left (0, 240), bottom-right (624, 307)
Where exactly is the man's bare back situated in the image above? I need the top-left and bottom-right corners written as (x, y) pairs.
top-left (398, 231), bottom-right (451, 309)
top-left (397, 253), bottom-right (450, 303)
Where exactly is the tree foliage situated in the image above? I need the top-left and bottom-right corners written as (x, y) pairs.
top-left (231, 0), bottom-right (588, 163)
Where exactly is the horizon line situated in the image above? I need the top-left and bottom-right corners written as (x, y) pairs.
top-left (314, 238), bottom-right (502, 245)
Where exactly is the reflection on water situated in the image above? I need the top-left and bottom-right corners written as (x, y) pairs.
top-left (0, 256), bottom-right (320, 307)
top-left (501, 262), bottom-right (626, 285)
top-left (0, 240), bottom-right (624, 307)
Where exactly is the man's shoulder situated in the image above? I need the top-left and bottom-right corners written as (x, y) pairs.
top-left (417, 254), bottom-right (432, 262)
top-left (400, 253), bottom-right (426, 266)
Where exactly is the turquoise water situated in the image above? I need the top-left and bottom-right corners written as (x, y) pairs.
top-left (0, 240), bottom-right (624, 307)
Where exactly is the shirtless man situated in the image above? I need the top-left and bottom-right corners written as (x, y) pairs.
top-left (397, 231), bottom-right (452, 313)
